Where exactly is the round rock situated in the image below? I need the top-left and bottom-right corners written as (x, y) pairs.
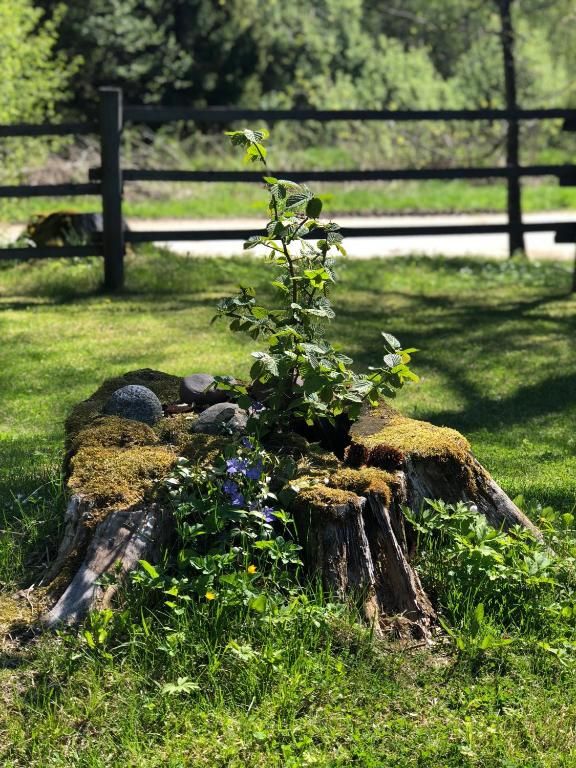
top-left (179, 373), bottom-right (233, 406)
top-left (103, 385), bottom-right (163, 426)
top-left (191, 402), bottom-right (248, 435)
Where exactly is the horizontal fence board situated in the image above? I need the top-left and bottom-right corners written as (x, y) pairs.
top-left (125, 221), bottom-right (576, 243)
top-left (0, 245), bottom-right (102, 260)
top-left (0, 183), bottom-right (100, 199)
top-left (0, 122), bottom-right (97, 138)
top-left (109, 165), bottom-right (576, 184)
top-left (124, 107), bottom-right (576, 124)
top-left (554, 227), bottom-right (576, 243)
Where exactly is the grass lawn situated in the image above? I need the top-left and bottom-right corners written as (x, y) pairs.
top-left (1, 180), bottom-right (576, 226)
top-left (0, 249), bottom-right (575, 766)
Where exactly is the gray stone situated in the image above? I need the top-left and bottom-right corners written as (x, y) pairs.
top-left (103, 385), bottom-right (163, 426)
top-left (191, 402), bottom-right (248, 435)
top-left (179, 373), bottom-right (233, 406)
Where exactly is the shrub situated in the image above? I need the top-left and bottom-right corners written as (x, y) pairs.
top-left (0, 0), bottom-right (75, 190)
top-left (215, 129), bottom-right (418, 430)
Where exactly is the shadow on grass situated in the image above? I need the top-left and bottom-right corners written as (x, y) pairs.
top-left (334, 286), bottom-right (575, 435)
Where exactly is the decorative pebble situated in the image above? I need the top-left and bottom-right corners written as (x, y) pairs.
top-left (103, 385), bottom-right (163, 426)
top-left (179, 373), bottom-right (233, 406)
top-left (191, 402), bottom-right (248, 435)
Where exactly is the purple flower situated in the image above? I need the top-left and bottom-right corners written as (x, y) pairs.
top-left (245, 461), bottom-right (263, 481)
top-left (223, 478), bottom-right (238, 495)
top-left (241, 437), bottom-right (253, 450)
top-left (226, 457), bottom-right (249, 475)
top-left (261, 506), bottom-right (275, 523)
top-left (223, 478), bottom-right (244, 505)
top-left (248, 400), bottom-right (265, 416)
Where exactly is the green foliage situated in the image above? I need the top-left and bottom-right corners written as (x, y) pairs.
top-left (216, 130), bottom-right (417, 428)
top-left (407, 500), bottom-right (576, 663)
top-left (0, 0), bottom-right (74, 187)
top-left (132, 437), bottom-right (302, 616)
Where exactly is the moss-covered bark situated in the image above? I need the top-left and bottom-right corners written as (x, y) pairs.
top-left (22, 373), bottom-right (542, 638)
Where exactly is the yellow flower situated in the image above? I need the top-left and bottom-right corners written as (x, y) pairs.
top-left (205, 591), bottom-right (217, 600)
top-left (247, 564), bottom-right (257, 574)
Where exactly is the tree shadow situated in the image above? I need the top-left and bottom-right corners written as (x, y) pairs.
top-left (422, 371), bottom-right (576, 433)
top-left (332, 287), bottom-right (575, 436)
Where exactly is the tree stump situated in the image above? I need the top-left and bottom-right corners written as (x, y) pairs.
top-left (29, 370), bottom-right (540, 639)
top-left (291, 403), bottom-right (540, 639)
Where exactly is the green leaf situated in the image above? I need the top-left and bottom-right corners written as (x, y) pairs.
top-left (285, 188), bottom-right (313, 210)
top-left (139, 560), bottom-right (160, 580)
top-left (244, 236), bottom-right (265, 250)
top-left (249, 594), bottom-right (267, 613)
top-left (326, 230), bottom-right (343, 246)
top-left (381, 332), bottom-right (401, 350)
top-left (160, 677), bottom-right (200, 696)
top-left (383, 353), bottom-right (403, 368)
top-left (306, 197), bottom-right (323, 218)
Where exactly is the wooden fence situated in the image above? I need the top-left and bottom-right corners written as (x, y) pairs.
top-left (1, 86), bottom-right (576, 291)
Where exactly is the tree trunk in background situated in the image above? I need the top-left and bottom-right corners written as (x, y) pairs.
top-left (498, 0), bottom-right (525, 258)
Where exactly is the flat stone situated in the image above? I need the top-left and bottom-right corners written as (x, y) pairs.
top-left (191, 402), bottom-right (248, 435)
top-left (179, 373), bottom-right (233, 406)
top-left (103, 385), bottom-right (163, 426)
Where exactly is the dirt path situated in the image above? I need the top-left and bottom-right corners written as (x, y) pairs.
top-left (131, 212), bottom-right (576, 260)
top-left (3, 212), bottom-right (575, 260)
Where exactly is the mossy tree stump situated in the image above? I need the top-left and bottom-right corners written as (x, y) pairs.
top-left (292, 405), bottom-right (540, 640)
top-left (35, 370), bottom-right (540, 639)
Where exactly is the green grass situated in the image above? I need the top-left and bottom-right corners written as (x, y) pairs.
top-left (3, 623), bottom-right (576, 767)
top-left (1, 249), bottom-right (575, 765)
top-left (2, 180), bottom-right (576, 226)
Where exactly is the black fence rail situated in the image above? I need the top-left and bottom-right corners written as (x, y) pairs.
top-left (1, 86), bottom-right (576, 291)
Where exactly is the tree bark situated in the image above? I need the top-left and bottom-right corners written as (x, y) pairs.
top-left (40, 495), bottom-right (171, 627)
top-left (291, 403), bottom-right (541, 639)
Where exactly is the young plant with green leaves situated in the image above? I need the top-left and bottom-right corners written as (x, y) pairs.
top-left (216, 129), bottom-right (417, 429)
top-left (134, 436), bottom-right (303, 620)
top-left (406, 499), bottom-right (576, 662)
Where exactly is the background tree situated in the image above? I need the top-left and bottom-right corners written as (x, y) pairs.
top-left (0, 0), bottom-right (74, 184)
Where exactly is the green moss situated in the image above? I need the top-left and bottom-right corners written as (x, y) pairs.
top-left (0, 594), bottom-right (35, 632)
top-left (154, 413), bottom-right (198, 446)
top-left (71, 416), bottom-right (160, 452)
top-left (297, 485), bottom-right (361, 516)
top-left (68, 445), bottom-right (177, 510)
top-left (351, 403), bottom-right (470, 463)
top-left (65, 369), bottom-right (181, 442)
top-left (329, 467), bottom-right (395, 505)
top-left (180, 433), bottom-right (231, 465)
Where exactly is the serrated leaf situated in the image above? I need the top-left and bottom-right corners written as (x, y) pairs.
top-left (285, 188), bottom-right (313, 210)
top-left (244, 236), bottom-right (264, 250)
top-left (381, 332), bottom-right (401, 350)
top-left (383, 353), bottom-right (403, 368)
top-left (251, 351), bottom-right (279, 376)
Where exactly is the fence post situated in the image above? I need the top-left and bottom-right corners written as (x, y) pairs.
top-left (499, 0), bottom-right (525, 258)
top-left (99, 87), bottom-right (124, 291)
